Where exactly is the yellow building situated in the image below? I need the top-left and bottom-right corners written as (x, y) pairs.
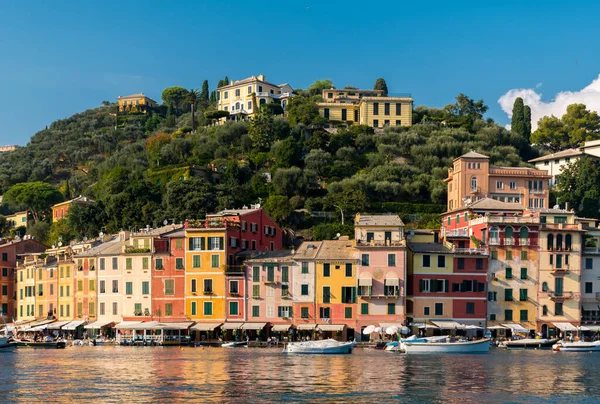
top-left (314, 239), bottom-right (357, 340)
top-left (117, 93), bottom-right (158, 113)
top-left (57, 261), bottom-right (75, 320)
top-left (318, 88), bottom-right (413, 128)
top-left (6, 211), bottom-right (28, 229)
top-left (16, 258), bottom-right (37, 321)
top-left (217, 75), bottom-right (293, 120)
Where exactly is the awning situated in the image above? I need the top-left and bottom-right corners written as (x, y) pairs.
top-left (159, 322), bottom-right (194, 330)
top-left (384, 278), bottom-right (400, 286)
top-left (241, 322), bottom-right (267, 330)
top-left (84, 320), bottom-right (115, 329)
top-left (409, 322), bottom-right (438, 329)
top-left (502, 323), bottom-right (530, 333)
top-left (317, 324), bottom-right (345, 332)
top-left (553, 322), bottom-right (578, 332)
top-left (62, 320), bottom-right (85, 330)
top-left (221, 322), bottom-right (244, 330)
top-left (297, 324), bottom-right (317, 330)
top-left (47, 321), bottom-right (72, 330)
top-left (30, 325), bottom-right (49, 332)
top-left (28, 319), bottom-right (55, 328)
top-left (487, 325), bottom-right (508, 330)
top-left (583, 325), bottom-right (600, 332)
top-left (191, 323), bottom-right (222, 331)
top-left (130, 321), bottom-right (161, 330)
top-left (358, 277), bottom-right (372, 286)
top-left (379, 323), bottom-right (403, 329)
top-left (431, 321), bottom-right (465, 329)
top-left (115, 321), bottom-right (144, 329)
top-left (272, 324), bottom-right (292, 332)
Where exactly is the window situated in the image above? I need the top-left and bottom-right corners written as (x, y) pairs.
top-left (556, 254), bottom-right (562, 269)
top-left (252, 284), bottom-right (260, 298)
top-left (387, 303), bottom-right (395, 315)
top-left (520, 310), bottom-right (528, 321)
top-left (211, 255), bottom-right (219, 268)
top-left (457, 258), bottom-right (465, 270)
top-left (373, 102), bottom-right (379, 115)
top-left (191, 302), bottom-right (197, 316)
top-left (323, 263), bottom-right (330, 277)
top-left (345, 307), bottom-right (352, 319)
top-left (229, 302), bottom-right (239, 316)
top-left (282, 266), bottom-right (289, 283)
top-left (141, 281), bottom-right (149, 295)
top-left (505, 288), bottom-right (513, 301)
top-left (506, 250), bottom-right (512, 260)
top-left (542, 281), bottom-right (549, 292)
top-left (509, 181), bottom-right (517, 190)
top-left (361, 303), bottom-right (369, 315)
top-left (471, 176), bottom-right (477, 191)
top-left (341, 287), bottom-right (356, 304)
top-left (506, 268), bottom-right (512, 279)
top-left (1, 286), bottom-right (6, 296)
top-left (235, 89), bottom-right (240, 97)
top-left (437, 255), bottom-right (446, 268)
top-left (345, 263), bottom-right (352, 277)
top-left (555, 302), bottom-right (563, 316)
top-left (302, 262), bottom-right (309, 274)
top-left (165, 279), bottom-right (174, 296)
top-left (301, 307), bottom-right (309, 318)
top-left (112, 257), bottom-right (118, 270)
top-left (520, 268), bottom-right (528, 280)
top-left (542, 305), bottom-right (548, 316)
top-left (189, 237), bottom-right (205, 251)
top-left (126, 282), bottom-right (133, 295)
top-left (251, 305), bottom-right (259, 317)
top-left (434, 303), bottom-right (443, 316)
top-left (488, 291), bottom-right (497, 301)
top-left (204, 279), bottom-right (213, 293)
top-left (521, 251), bottom-right (528, 260)
top-left (98, 302), bottom-right (105, 316)
top-left (505, 309), bottom-right (513, 321)
top-left (252, 266), bottom-right (260, 282)
top-left (395, 103), bottom-right (401, 115)
top-left (164, 304), bottom-right (173, 316)
top-left (466, 302), bottom-right (475, 314)
top-left (422, 255), bottom-right (431, 268)
top-left (319, 307), bottom-right (331, 319)
top-left (112, 302), bottom-right (118, 315)
top-left (447, 216), bottom-right (451, 226)
top-left (99, 280), bottom-right (105, 294)
top-left (585, 282), bottom-right (593, 294)
top-left (586, 258), bottom-right (593, 270)
top-left (341, 108), bottom-right (347, 121)
top-left (77, 280), bottom-right (83, 292)
top-left (1, 253), bottom-right (7, 261)
top-left (476, 258), bottom-right (484, 270)
top-left (155, 258), bottom-right (163, 270)
top-left (373, 119), bottom-right (379, 128)
top-left (126, 258), bottom-right (132, 270)
top-left (491, 250), bottom-right (498, 260)
top-left (112, 280), bottom-right (118, 293)
top-left (419, 279), bottom-right (431, 292)
top-left (388, 254), bottom-right (396, 267)
top-left (489, 313), bottom-right (496, 321)
top-left (323, 108), bottom-right (330, 119)
top-left (423, 306), bottom-right (430, 316)
top-left (175, 258), bottom-right (184, 270)
top-left (99, 258), bottom-right (105, 270)
top-left (301, 284), bottom-right (309, 296)
top-left (496, 181), bottom-right (504, 190)
top-left (89, 280), bottom-right (94, 291)
top-left (323, 286), bottom-right (331, 303)
top-left (519, 289), bottom-right (528, 301)
top-left (230, 281), bottom-right (239, 295)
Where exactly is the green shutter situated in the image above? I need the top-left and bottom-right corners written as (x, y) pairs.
top-left (351, 287), bottom-right (356, 303)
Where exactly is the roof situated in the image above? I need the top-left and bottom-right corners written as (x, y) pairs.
top-left (529, 148), bottom-right (582, 163)
top-left (529, 208), bottom-right (574, 215)
top-left (408, 243), bottom-right (453, 254)
top-left (355, 214), bottom-right (404, 227)
top-left (315, 240), bottom-right (355, 261)
top-left (458, 151), bottom-right (490, 159)
top-left (117, 93), bottom-right (157, 102)
top-left (75, 237), bottom-right (123, 257)
top-left (51, 196), bottom-right (94, 209)
top-left (132, 224), bottom-right (184, 237)
top-left (245, 250), bottom-right (295, 264)
top-left (207, 208), bottom-right (260, 217)
top-left (468, 198), bottom-right (523, 211)
top-left (361, 96), bottom-right (413, 101)
top-left (293, 241), bottom-right (322, 260)
top-left (217, 75), bottom-right (282, 90)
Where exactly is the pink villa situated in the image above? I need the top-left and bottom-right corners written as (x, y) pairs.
top-left (354, 214), bottom-right (407, 339)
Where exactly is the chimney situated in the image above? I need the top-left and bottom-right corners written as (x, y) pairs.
top-left (565, 202), bottom-right (570, 211)
top-left (257, 74), bottom-right (265, 81)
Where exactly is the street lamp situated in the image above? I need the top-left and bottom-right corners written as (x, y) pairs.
top-left (333, 205), bottom-right (344, 225)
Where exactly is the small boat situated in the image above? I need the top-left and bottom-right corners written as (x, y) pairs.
top-left (16, 339), bottom-right (67, 349)
top-left (552, 340), bottom-right (600, 352)
top-left (500, 338), bottom-right (559, 349)
top-left (401, 337), bottom-right (490, 354)
top-left (0, 336), bottom-right (17, 350)
top-left (222, 341), bottom-right (248, 348)
top-left (283, 339), bottom-right (355, 354)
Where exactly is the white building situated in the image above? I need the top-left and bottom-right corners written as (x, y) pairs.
top-left (529, 140), bottom-right (600, 185)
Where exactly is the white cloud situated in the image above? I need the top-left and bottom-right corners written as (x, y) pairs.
top-left (498, 74), bottom-right (600, 131)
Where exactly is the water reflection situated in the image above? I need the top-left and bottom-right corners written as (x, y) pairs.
top-left (0, 347), bottom-right (599, 402)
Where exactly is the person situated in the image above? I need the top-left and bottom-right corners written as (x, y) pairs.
top-left (267, 337), bottom-right (271, 346)
top-left (570, 333), bottom-right (574, 343)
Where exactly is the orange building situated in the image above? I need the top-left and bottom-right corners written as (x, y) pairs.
top-left (51, 196), bottom-right (94, 222)
top-left (445, 151), bottom-right (551, 212)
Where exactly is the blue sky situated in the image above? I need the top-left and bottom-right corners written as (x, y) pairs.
top-left (1, 1), bottom-right (599, 145)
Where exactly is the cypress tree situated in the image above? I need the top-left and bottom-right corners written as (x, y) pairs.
top-left (524, 105), bottom-right (532, 141)
top-left (511, 97), bottom-right (526, 138)
top-left (373, 78), bottom-right (388, 96)
top-left (200, 80), bottom-right (209, 101)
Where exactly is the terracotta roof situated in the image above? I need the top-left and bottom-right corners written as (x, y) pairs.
top-left (468, 198), bottom-right (523, 211)
top-left (458, 151), bottom-right (489, 159)
top-left (293, 241), bottom-right (322, 260)
top-left (529, 148), bottom-right (582, 163)
top-left (356, 214), bottom-right (404, 227)
top-left (75, 238), bottom-right (124, 257)
top-left (208, 208), bottom-right (260, 217)
top-left (117, 93), bottom-right (158, 102)
top-left (408, 243), bottom-right (453, 254)
top-left (315, 240), bottom-right (355, 261)
top-left (246, 250), bottom-right (295, 264)
top-left (51, 196), bottom-right (94, 209)
top-left (132, 224), bottom-right (184, 237)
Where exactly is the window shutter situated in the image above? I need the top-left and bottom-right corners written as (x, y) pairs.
top-left (419, 279), bottom-right (424, 292)
top-left (351, 287), bottom-right (356, 303)
top-left (444, 280), bottom-right (449, 293)
top-left (341, 287), bottom-right (346, 303)
top-left (431, 280), bottom-right (437, 293)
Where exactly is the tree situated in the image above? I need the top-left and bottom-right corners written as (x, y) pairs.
top-left (304, 149), bottom-right (332, 180)
top-left (26, 220), bottom-right (50, 244)
top-left (4, 182), bottom-right (63, 222)
top-left (373, 78), bottom-right (388, 96)
top-left (556, 155), bottom-right (600, 218)
top-left (307, 79), bottom-right (334, 97)
top-left (66, 202), bottom-right (106, 239)
top-left (200, 80), bottom-right (209, 102)
top-left (187, 88), bottom-right (200, 132)
top-left (531, 115), bottom-right (567, 152)
top-left (287, 97), bottom-right (326, 127)
top-left (248, 110), bottom-right (274, 150)
top-left (161, 86), bottom-right (189, 113)
top-left (164, 177), bottom-right (217, 222)
top-left (443, 93), bottom-right (488, 129)
top-left (272, 137), bottom-right (302, 168)
top-left (263, 195), bottom-right (293, 224)
top-left (524, 105), bottom-right (532, 141)
top-left (273, 167), bottom-right (303, 197)
top-left (511, 97), bottom-right (526, 138)
top-left (532, 104), bottom-right (600, 151)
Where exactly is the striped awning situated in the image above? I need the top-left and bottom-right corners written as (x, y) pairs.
top-left (553, 322), bottom-right (578, 332)
top-left (221, 322), bottom-right (244, 330)
top-left (62, 320), bottom-right (85, 330)
top-left (191, 323), bottom-right (222, 331)
top-left (317, 324), bottom-right (345, 332)
top-left (47, 321), bottom-right (71, 330)
top-left (272, 324), bottom-right (292, 332)
top-left (241, 322), bottom-right (266, 330)
top-left (502, 323), bottom-right (529, 333)
top-left (431, 321), bottom-right (465, 329)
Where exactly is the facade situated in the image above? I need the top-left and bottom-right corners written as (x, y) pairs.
top-left (581, 227), bottom-right (600, 327)
top-left (291, 242), bottom-right (322, 332)
top-left (317, 88), bottom-right (413, 128)
top-left (73, 252), bottom-right (97, 323)
top-left (57, 259), bottom-right (75, 321)
top-left (445, 151), bottom-right (551, 212)
top-left (51, 196), bottom-right (94, 222)
top-left (314, 239), bottom-right (357, 340)
top-left (529, 139), bottom-right (600, 185)
top-left (117, 93), bottom-right (158, 113)
top-left (6, 211), bottom-right (28, 230)
top-left (354, 214), bottom-right (406, 337)
top-left (152, 228), bottom-right (187, 321)
top-left (217, 75), bottom-right (293, 120)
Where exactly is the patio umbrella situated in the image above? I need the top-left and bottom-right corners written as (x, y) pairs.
top-left (374, 327), bottom-right (381, 333)
top-left (362, 325), bottom-right (375, 335)
top-left (385, 326), bottom-right (399, 335)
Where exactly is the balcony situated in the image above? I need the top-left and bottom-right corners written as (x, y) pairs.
top-left (470, 186), bottom-right (481, 194)
top-left (203, 289), bottom-right (213, 295)
top-left (542, 223), bottom-right (582, 231)
top-left (153, 239), bottom-right (169, 254)
top-left (584, 247), bottom-right (600, 255)
top-left (549, 291), bottom-right (575, 300)
top-left (262, 276), bottom-right (279, 284)
top-left (446, 229), bottom-right (469, 238)
top-left (581, 292), bottom-right (600, 303)
top-left (224, 265), bottom-right (244, 275)
top-left (355, 239), bottom-right (405, 247)
top-left (187, 218), bottom-right (241, 230)
top-left (519, 238), bottom-right (529, 246)
top-left (124, 247), bottom-right (151, 254)
top-left (550, 266), bottom-right (571, 275)
top-left (529, 189), bottom-right (546, 195)
top-left (489, 238), bottom-right (500, 246)
top-left (452, 247), bottom-right (489, 255)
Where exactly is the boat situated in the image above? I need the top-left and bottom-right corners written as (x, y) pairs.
top-left (283, 339), bottom-right (355, 354)
top-left (222, 341), bottom-right (248, 348)
top-left (401, 337), bottom-right (490, 354)
top-left (500, 338), bottom-right (559, 349)
top-left (385, 335), bottom-right (433, 352)
top-left (16, 338), bottom-right (67, 349)
top-left (0, 336), bottom-right (17, 350)
top-left (552, 340), bottom-right (600, 352)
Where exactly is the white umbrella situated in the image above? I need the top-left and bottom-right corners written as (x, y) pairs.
top-left (385, 326), bottom-right (399, 335)
top-left (400, 326), bottom-right (411, 335)
top-left (487, 325), bottom-right (507, 330)
top-left (362, 325), bottom-right (375, 335)
top-left (374, 327), bottom-right (381, 333)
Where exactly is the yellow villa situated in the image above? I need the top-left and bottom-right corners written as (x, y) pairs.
top-left (117, 93), bottom-right (158, 114)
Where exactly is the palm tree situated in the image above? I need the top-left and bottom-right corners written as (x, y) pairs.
top-left (187, 89), bottom-right (200, 132)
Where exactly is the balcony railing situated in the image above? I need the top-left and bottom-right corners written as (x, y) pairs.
top-left (549, 291), bottom-right (575, 300)
top-left (550, 266), bottom-right (571, 274)
top-left (187, 218), bottom-right (241, 230)
top-left (489, 238), bottom-right (500, 246)
top-left (262, 276), bottom-right (279, 284)
top-left (153, 239), bottom-right (169, 253)
top-left (224, 265), bottom-right (244, 274)
top-left (581, 292), bottom-right (600, 303)
top-left (355, 239), bottom-right (405, 247)
top-left (584, 247), bottom-right (600, 254)
top-left (203, 289), bottom-right (213, 295)
top-left (452, 247), bottom-right (489, 255)
top-left (446, 229), bottom-right (469, 238)
top-left (519, 238), bottom-right (529, 246)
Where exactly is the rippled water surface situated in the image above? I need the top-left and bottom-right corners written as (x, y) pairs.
top-left (1, 346), bottom-right (599, 403)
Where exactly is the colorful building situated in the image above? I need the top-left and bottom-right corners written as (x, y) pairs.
top-left (317, 88), bottom-right (413, 128)
top-left (73, 252), bottom-right (97, 324)
top-left (217, 75), bottom-right (293, 120)
top-left (51, 196), bottom-right (94, 222)
top-left (354, 214), bottom-right (406, 338)
top-left (581, 224), bottom-right (600, 328)
top-left (291, 241), bottom-right (322, 335)
top-left (445, 151), bottom-right (551, 211)
top-left (117, 93), bottom-right (158, 114)
top-left (314, 239), bottom-right (357, 341)
top-left (6, 211), bottom-right (28, 230)
top-left (57, 259), bottom-right (75, 321)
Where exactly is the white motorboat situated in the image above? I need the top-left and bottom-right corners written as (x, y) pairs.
top-left (552, 340), bottom-right (600, 352)
top-left (385, 335), bottom-right (445, 352)
top-left (0, 336), bottom-right (17, 350)
top-left (283, 339), bottom-right (355, 354)
top-left (500, 338), bottom-right (559, 350)
top-left (401, 337), bottom-right (490, 354)
top-left (222, 341), bottom-right (248, 348)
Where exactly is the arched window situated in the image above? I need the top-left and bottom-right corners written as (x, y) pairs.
top-left (556, 234), bottom-right (563, 250)
top-left (519, 227), bottom-right (529, 244)
top-left (505, 227), bottom-right (514, 245)
top-left (235, 102), bottom-right (240, 110)
top-left (547, 234), bottom-right (554, 250)
top-left (259, 98), bottom-right (266, 106)
top-left (542, 282), bottom-right (549, 292)
top-left (471, 176), bottom-right (477, 191)
top-left (565, 234), bottom-right (572, 250)
top-left (542, 305), bottom-right (548, 316)
top-left (490, 227), bottom-right (499, 244)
